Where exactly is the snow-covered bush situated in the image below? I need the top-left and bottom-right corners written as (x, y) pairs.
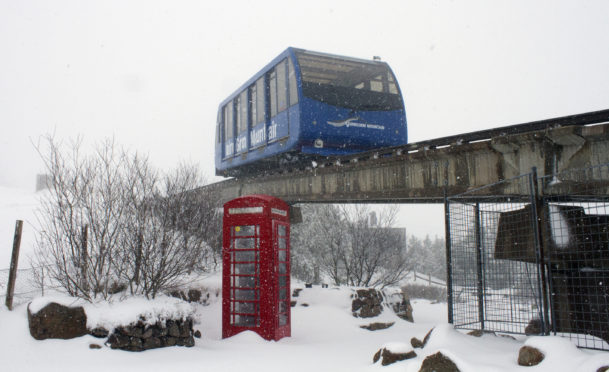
top-left (32, 136), bottom-right (221, 301)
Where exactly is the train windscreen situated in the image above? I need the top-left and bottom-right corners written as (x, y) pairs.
top-left (296, 51), bottom-right (402, 111)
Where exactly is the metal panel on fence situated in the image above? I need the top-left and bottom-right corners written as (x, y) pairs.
top-left (541, 163), bottom-right (609, 351)
top-left (446, 163), bottom-right (609, 351)
top-left (447, 173), bottom-right (546, 336)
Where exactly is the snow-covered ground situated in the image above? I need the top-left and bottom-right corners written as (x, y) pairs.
top-left (1, 187), bottom-right (609, 371)
top-left (1, 278), bottom-right (608, 372)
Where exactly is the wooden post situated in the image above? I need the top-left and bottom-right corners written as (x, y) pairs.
top-left (5, 220), bottom-right (23, 310)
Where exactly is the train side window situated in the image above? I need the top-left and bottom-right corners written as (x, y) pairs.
top-left (249, 84), bottom-right (256, 129)
top-left (288, 58), bottom-right (298, 106)
top-left (224, 101), bottom-right (234, 140)
top-left (256, 77), bottom-right (265, 124)
top-left (238, 90), bottom-right (248, 134)
top-left (387, 72), bottom-right (398, 94)
top-left (277, 60), bottom-right (288, 112)
top-left (269, 70), bottom-right (277, 117)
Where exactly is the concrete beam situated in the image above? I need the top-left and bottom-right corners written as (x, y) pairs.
top-left (203, 123), bottom-right (609, 204)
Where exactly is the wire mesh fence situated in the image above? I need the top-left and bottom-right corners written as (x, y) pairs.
top-left (0, 266), bottom-right (58, 307)
top-left (541, 163), bottom-right (609, 350)
top-left (446, 164), bottom-right (609, 351)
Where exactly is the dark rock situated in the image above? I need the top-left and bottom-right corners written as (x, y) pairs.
top-left (300, 303), bottom-right (309, 307)
top-left (290, 301), bottom-right (297, 307)
top-left (388, 292), bottom-right (414, 322)
top-left (419, 352), bottom-right (460, 372)
top-left (129, 337), bottom-right (143, 350)
top-left (321, 283), bottom-right (328, 288)
top-left (166, 337), bottom-right (177, 346)
top-left (176, 337), bottom-right (186, 346)
top-left (305, 283), bottom-right (313, 288)
top-left (167, 320), bottom-right (180, 337)
top-left (89, 343), bottom-right (102, 349)
top-left (292, 288), bottom-right (303, 297)
top-left (518, 346), bottom-right (545, 366)
top-left (142, 327), bottom-right (154, 339)
top-left (411, 337), bottom-right (424, 348)
top-left (184, 336), bottom-right (195, 347)
top-left (499, 334), bottom-right (517, 340)
top-left (194, 330), bottom-right (202, 338)
top-left (124, 325), bottom-right (143, 338)
top-left (187, 289), bottom-right (202, 303)
top-left (143, 337), bottom-right (161, 350)
top-left (28, 302), bottom-right (88, 340)
top-left (360, 322), bottom-right (395, 331)
top-left (372, 346), bottom-right (417, 366)
top-left (89, 327), bottom-right (109, 338)
top-left (422, 327), bottom-right (434, 347)
top-left (107, 333), bottom-right (130, 349)
top-left (525, 318), bottom-right (543, 335)
top-left (352, 289), bottom-right (384, 318)
top-left (179, 322), bottom-right (191, 338)
top-left (597, 367), bottom-right (609, 372)
top-left (152, 323), bottom-right (167, 337)
top-left (467, 329), bottom-right (496, 337)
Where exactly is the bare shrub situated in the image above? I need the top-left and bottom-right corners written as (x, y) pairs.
top-left (33, 135), bottom-right (220, 300)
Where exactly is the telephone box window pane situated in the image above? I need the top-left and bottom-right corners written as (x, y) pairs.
top-left (234, 263), bottom-right (258, 275)
top-left (234, 315), bottom-right (258, 327)
top-left (278, 238), bottom-right (286, 249)
top-left (278, 250), bottom-right (286, 262)
top-left (234, 251), bottom-right (258, 262)
top-left (234, 225), bottom-right (258, 236)
top-left (279, 314), bottom-right (287, 326)
top-left (233, 301), bottom-right (259, 314)
top-left (278, 275), bottom-right (287, 287)
top-left (279, 288), bottom-right (287, 300)
top-left (235, 238), bottom-right (256, 249)
top-left (278, 225), bottom-right (286, 236)
top-left (278, 263), bottom-right (286, 274)
top-left (279, 301), bottom-right (288, 313)
top-left (234, 275), bottom-right (258, 288)
top-left (234, 289), bottom-right (259, 301)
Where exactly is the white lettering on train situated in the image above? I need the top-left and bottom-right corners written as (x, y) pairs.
top-left (250, 126), bottom-right (266, 146)
top-left (268, 122), bottom-right (278, 141)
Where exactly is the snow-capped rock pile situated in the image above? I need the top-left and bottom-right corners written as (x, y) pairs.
top-left (27, 295), bottom-right (197, 351)
top-left (104, 318), bottom-right (195, 351)
top-left (350, 288), bottom-right (413, 322)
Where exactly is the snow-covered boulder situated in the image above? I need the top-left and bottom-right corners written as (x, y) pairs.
top-left (518, 345), bottom-right (545, 366)
top-left (28, 302), bottom-right (88, 340)
top-left (351, 288), bottom-right (413, 321)
top-left (419, 351), bottom-right (460, 372)
top-left (372, 342), bottom-right (417, 366)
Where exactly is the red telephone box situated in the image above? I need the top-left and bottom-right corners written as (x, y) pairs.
top-left (222, 195), bottom-right (291, 341)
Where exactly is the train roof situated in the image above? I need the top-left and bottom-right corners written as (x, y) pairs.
top-left (218, 47), bottom-right (392, 109)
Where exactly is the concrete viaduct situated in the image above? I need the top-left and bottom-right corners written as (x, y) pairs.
top-left (201, 109), bottom-right (609, 204)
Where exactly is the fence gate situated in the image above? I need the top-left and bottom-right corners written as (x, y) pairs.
top-left (446, 164), bottom-right (609, 351)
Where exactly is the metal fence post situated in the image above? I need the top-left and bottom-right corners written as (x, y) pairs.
top-left (5, 220), bottom-right (23, 310)
top-left (444, 191), bottom-right (454, 324)
top-left (529, 167), bottom-right (550, 335)
top-left (474, 203), bottom-right (485, 330)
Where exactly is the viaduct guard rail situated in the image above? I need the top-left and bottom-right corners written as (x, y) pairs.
top-left (202, 109), bottom-right (609, 204)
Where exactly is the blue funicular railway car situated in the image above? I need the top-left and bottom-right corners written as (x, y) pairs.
top-left (215, 47), bottom-right (407, 176)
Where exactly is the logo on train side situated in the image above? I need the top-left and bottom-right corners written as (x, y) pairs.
top-left (327, 117), bottom-right (385, 130)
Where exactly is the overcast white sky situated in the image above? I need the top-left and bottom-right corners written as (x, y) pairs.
top-left (1, 0), bottom-right (609, 236)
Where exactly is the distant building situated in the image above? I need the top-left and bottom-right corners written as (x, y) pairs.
top-left (35, 174), bottom-right (50, 192)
